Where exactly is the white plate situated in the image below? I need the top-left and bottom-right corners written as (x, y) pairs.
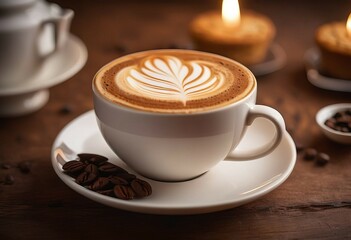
top-left (304, 48), bottom-right (351, 92)
top-left (248, 43), bottom-right (287, 77)
top-left (51, 110), bottom-right (296, 215)
top-left (0, 34), bottom-right (87, 116)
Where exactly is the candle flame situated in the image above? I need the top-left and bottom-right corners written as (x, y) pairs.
top-left (347, 13), bottom-right (351, 37)
top-left (222, 0), bottom-right (241, 28)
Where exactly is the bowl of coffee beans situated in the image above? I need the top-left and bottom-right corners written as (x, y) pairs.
top-left (316, 103), bottom-right (351, 144)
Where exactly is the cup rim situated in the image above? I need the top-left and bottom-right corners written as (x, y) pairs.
top-left (92, 49), bottom-right (257, 117)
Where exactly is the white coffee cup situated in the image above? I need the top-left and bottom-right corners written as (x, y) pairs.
top-left (0, 0), bottom-right (74, 88)
top-left (93, 51), bottom-right (286, 182)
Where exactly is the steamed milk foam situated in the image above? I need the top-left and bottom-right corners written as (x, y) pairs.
top-left (94, 50), bottom-right (255, 113)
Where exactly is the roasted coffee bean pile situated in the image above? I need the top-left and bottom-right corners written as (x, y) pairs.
top-left (62, 153), bottom-right (152, 200)
top-left (324, 109), bottom-right (351, 133)
top-left (299, 147), bottom-right (330, 166)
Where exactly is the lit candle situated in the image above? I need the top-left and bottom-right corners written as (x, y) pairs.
top-left (315, 12), bottom-right (351, 80)
top-left (189, 0), bottom-right (276, 65)
top-left (347, 13), bottom-right (351, 38)
top-left (222, 0), bottom-right (240, 28)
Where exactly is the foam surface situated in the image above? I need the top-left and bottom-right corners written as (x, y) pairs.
top-left (94, 50), bottom-right (255, 113)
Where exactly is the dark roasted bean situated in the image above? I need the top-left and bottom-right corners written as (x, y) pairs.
top-left (316, 153), bottom-right (330, 166)
top-left (78, 153), bottom-right (108, 165)
top-left (18, 161), bottom-right (31, 174)
top-left (333, 112), bottom-right (342, 119)
top-left (114, 185), bottom-right (135, 200)
top-left (97, 189), bottom-right (115, 197)
top-left (62, 160), bottom-right (85, 174)
top-left (90, 177), bottom-right (111, 191)
top-left (59, 104), bottom-right (73, 115)
top-left (0, 162), bottom-right (11, 169)
top-left (76, 172), bottom-right (97, 186)
top-left (303, 148), bottom-right (318, 161)
top-left (325, 119), bottom-right (336, 130)
top-left (99, 162), bottom-right (128, 175)
top-left (131, 179), bottom-right (152, 198)
top-left (85, 164), bottom-right (98, 175)
top-left (117, 173), bottom-right (136, 182)
top-left (4, 174), bottom-right (14, 185)
top-left (295, 142), bottom-right (305, 153)
top-left (109, 176), bottom-right (129, 185)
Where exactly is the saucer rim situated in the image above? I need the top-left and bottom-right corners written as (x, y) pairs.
top-left (304, 48), bottom-right (351, 92)
top-left (248, 42), bottom-right (287, 77)
top-left (51, 110), bottom-right (296, 215)
top-left (0, 34), bottom-right (88, 96)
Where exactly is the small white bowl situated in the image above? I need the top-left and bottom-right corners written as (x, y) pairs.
top-left (316, 103), bottom-right (351, 145)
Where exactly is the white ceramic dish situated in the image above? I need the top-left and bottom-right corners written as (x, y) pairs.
top-left (0, 34), bottom-right (87, 116)
top-left (248, 43), bottom-right (287, 77)
top-left (304, 48), bottom-right (351, 92)
top-left (51, 110), bottom-right (296, 215)
top-left (316, 103), bottom-right (351, 145)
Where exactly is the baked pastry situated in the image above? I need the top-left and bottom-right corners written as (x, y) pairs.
top-left (189, 11), bottom-right (276, 65)
top-left (315, 22), bottom-right (351, 80)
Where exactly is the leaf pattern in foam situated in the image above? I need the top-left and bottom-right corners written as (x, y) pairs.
top-left (123, 55), bottom-right (224, 105)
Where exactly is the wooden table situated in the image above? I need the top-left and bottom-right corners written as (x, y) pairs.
top-left (1, 0), bottom-right (351, 239)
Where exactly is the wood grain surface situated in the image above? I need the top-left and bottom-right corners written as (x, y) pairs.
top-left (1, 0), bottom-right (351, 239)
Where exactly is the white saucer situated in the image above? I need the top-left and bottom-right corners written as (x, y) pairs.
top-left (51, 110), bottom-right (296, 215)
top-left (248, 43), bottom-right (287, 77)
top-left (0, 34), bottom-right (87, 116)
top-left (304, 48), bottom-right (351, 92)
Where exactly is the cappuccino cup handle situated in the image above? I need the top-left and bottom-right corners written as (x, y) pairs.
top-left (39, 8), bottom-right (74, 57)
top-left (227, 105), bottom-right (286, 160)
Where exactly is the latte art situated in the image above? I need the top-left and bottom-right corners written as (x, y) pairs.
top-left (94, 50), bottom-right (254, 113)
top-left (119, 56), bottom-right (225, 105)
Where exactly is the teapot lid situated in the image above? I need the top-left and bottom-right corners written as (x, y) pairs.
top-left (0, 0), bottom-right (38, 9)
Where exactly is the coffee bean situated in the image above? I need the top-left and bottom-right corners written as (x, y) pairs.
top-left (18, 161), bottom-right (31, 174)
top-left (90, 177), bottom-right (111, 191)
top-left (78, 153), bottom-right (108, 165)
top-left (316, 153), bottom-right (330, 166)
top-left (0, 162), bottom-right (11, 169)
top-left (76, 172), bottom-right (97, 186)
top-left (341, 127), bottom-right (349, 133)
top-left (59, 104), bottom-right (73, 115)
top-left (109, 175), bottom-right (129, 185)
top-left (295, 142), bottom-right (305, 153)
top-left (117, 173), bottom-right (136, 182)
top-left (114, 185), bottom-right (135, 200)
top-left (4, 174), bottom-right (14, 185)
top-left (303, 148), bottom-right (318, 161)
top-left (63, 160), bottom-right (86, 175)
top-left (97, 189), bottom-right (115, 197)
top-left (99, 162), bottom-right (128, 175)
top-left (325, 119), bottom-right (336, 130)
top-left (85, 164), bottom-right (98, 175)
top-left (131, 179), bottom-right (152, 198)
top-left (333, 112), bottom-right (342, 119)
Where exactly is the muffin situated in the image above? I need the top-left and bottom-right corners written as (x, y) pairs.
top-left (315, 22), bottom-right (351, 80)
top-left (189, 11), bottom-right (276, 65)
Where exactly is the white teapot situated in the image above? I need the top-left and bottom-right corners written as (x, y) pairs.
top-left (0, 0), bottom-right (74, 87)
